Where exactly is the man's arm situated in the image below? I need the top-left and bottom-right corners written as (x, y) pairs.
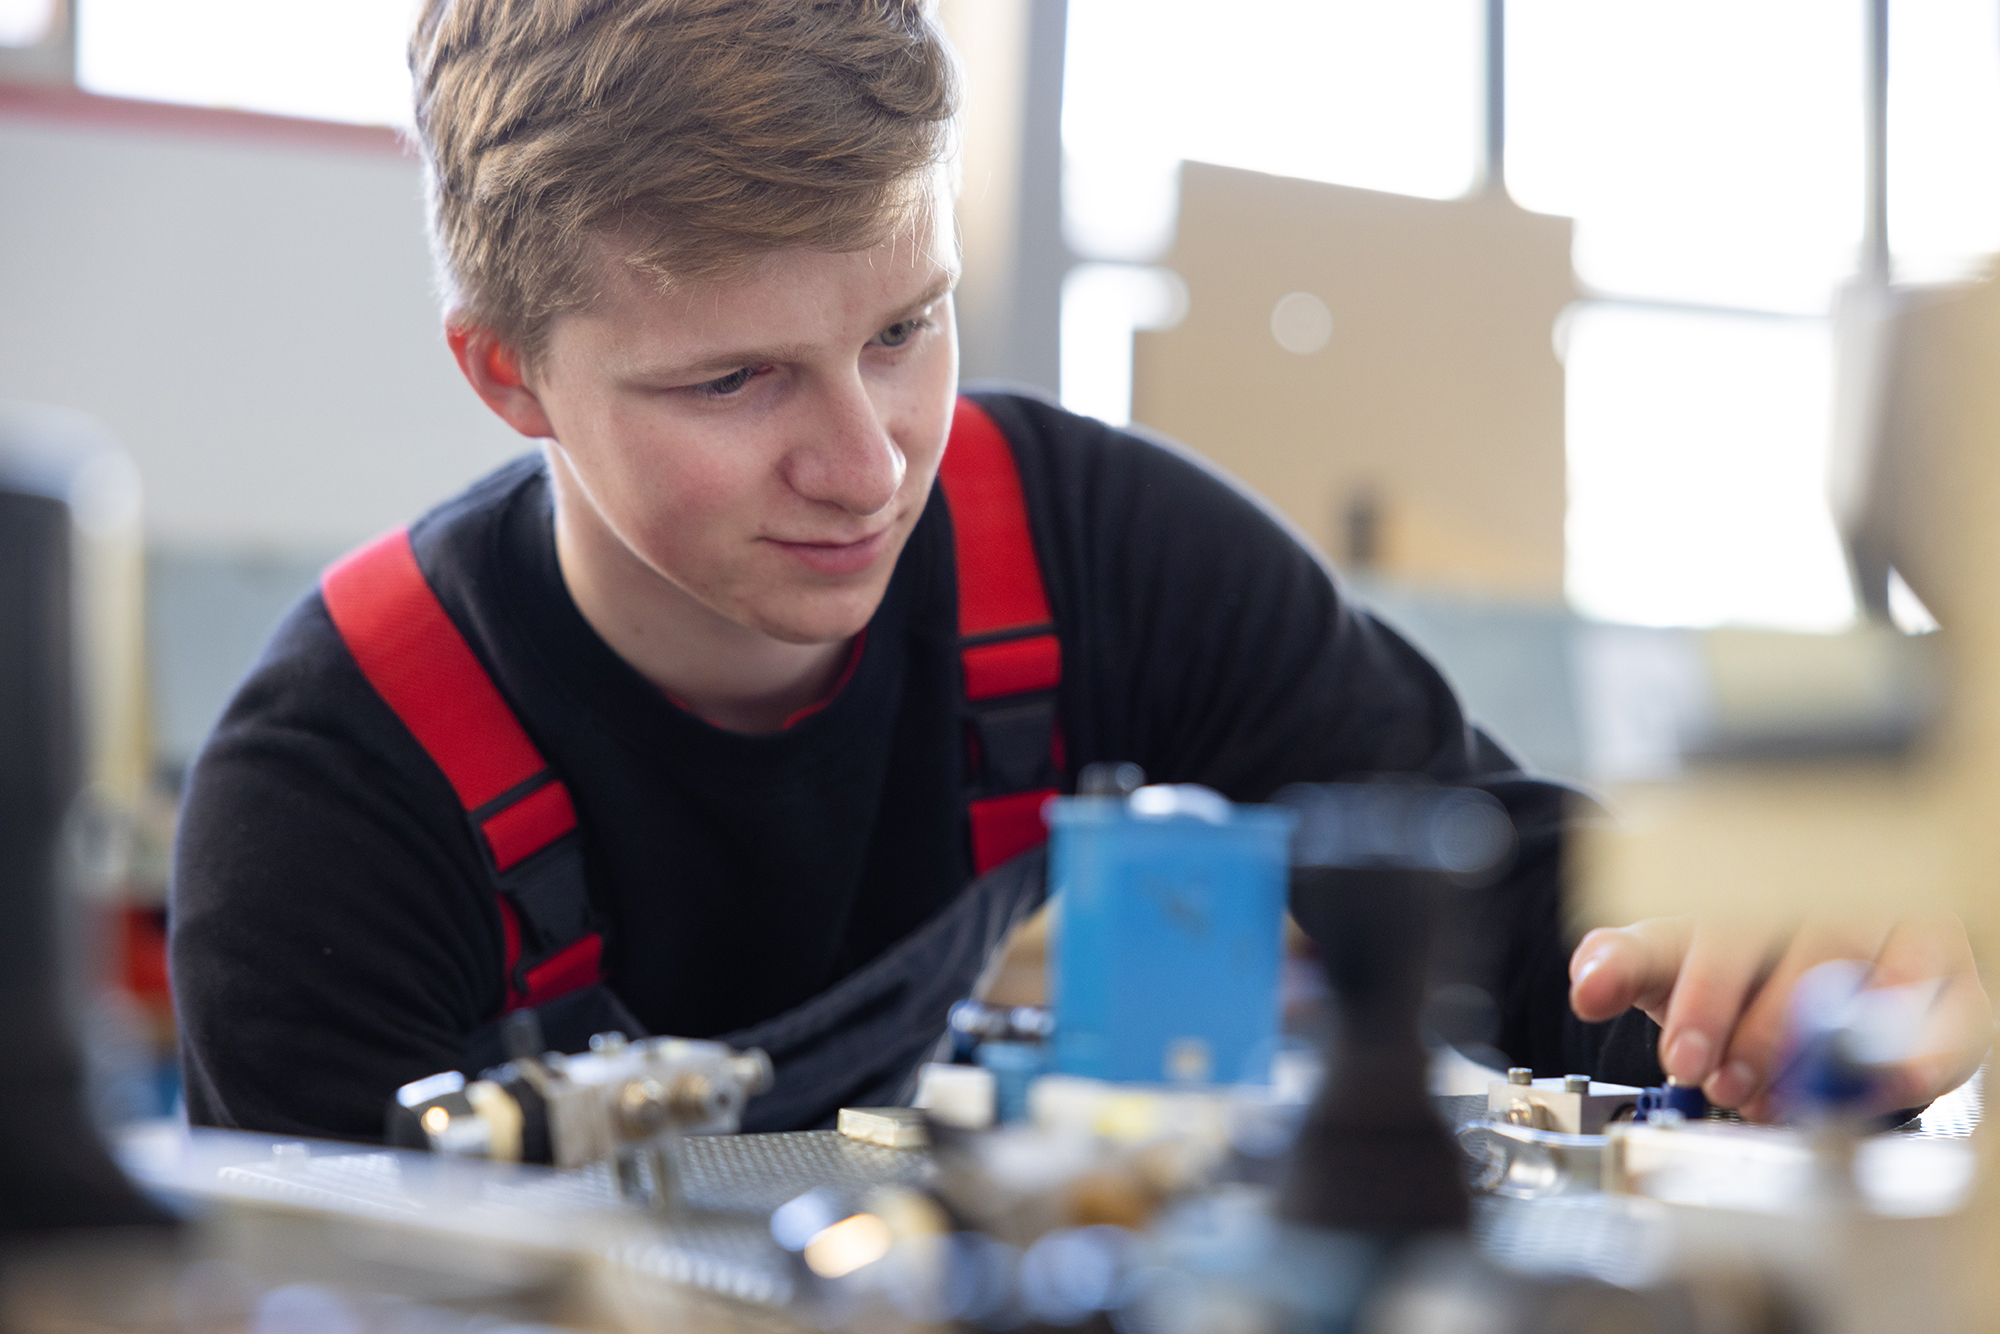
top-left (976, 393), bottom-right (1590, 1073)
top-left (171, 597), bottom-right (507, 1140)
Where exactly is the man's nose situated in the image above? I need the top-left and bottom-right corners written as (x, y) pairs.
top-left (783, 379), bottom-right (907, 516)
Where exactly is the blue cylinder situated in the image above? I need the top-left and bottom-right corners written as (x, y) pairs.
top-left (1047, 786), bottom-right (1296, 1085)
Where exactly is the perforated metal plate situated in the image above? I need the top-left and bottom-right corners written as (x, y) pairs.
top-left (155, 1076), bottom-right (1986, 1317)
top-left (1910, 1068), bottom-right (1983, 1139)
top-left (669, 1129), bottom-right (934, 1213)
top-left (198, 1129), bottom-right (931, 1312)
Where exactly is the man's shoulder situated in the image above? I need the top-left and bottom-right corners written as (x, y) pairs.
top-left (965, 385), bottom-right (1274, 495)
top-left (406, 450), bottom-right (549, 576)
top-left (962, 384), bottom-right (1140, 468)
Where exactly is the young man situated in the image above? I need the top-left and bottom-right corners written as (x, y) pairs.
top-left (171, 0), bottom-right (1983, 1140)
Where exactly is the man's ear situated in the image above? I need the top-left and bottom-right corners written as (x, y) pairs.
top-left (446, 324), bottom-right (557, 439)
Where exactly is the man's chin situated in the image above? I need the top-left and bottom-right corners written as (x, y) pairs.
top-left (749, 587), bottom-right (888, 647)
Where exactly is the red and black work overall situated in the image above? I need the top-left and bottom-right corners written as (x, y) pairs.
top-left (320, 399), bottom-right (1064, 1128)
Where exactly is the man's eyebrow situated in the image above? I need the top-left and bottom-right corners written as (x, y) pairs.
top-left (628, 344), bottom-right (817, 384)
top-left (899, 272), bottom-right (956, 316)
top-left (620, 276), bottom-right (958, 385)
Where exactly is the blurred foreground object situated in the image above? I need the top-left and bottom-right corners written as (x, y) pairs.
top-left (37, 773), bottom-right (1919, 1334)
top-left (1275, 783), bottom-right (1513, 1235)
top-left (1575, 270), bottom-right (2000, 1325)
top-left (779, 781), bottom-right (1811, 1333)
top-left (1458, 960), bottom-right (1977, 1334)
top-left (0, 405), bottom-right (167, 1232)
top-left (1047, 780), bottom-right (1295, 1085)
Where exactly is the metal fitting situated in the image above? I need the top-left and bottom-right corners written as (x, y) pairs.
top-left (1508, 1067), bottom-right (1533, 1085)
top-left (666, 1071), bottom-right (719, 1120)
top-left (617, 1077), bottom-right (673, 1138)
top-left (1504, 1098), bottom-right (1553, 1130)
top-left (729, 1050), bottom-right (777, 1096)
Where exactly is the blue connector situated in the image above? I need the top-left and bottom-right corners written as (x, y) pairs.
top-left (977, 1041), bottom-right (1049, 1124)
top-left (1635, 1082), bottom-right (1708, 1122)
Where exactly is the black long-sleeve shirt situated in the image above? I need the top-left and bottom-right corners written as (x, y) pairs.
top-left (171, 390), bottom-right (1650, 1140)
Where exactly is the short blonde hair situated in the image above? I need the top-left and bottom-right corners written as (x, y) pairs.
top-left (410, 0), bottom-right (959, 358)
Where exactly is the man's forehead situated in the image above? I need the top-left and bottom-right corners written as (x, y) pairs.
top-left (557, 225), bottom-right (956, 374)
top-left (584, 183), bottom-right (957, 306)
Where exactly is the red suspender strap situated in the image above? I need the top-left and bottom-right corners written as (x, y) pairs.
top-left (321, 529), bottom-right (602, 1013)
top-left (937, 398), bottom-right (1065, 873)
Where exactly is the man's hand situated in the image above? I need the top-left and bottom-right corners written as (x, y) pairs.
top-left (1568, 911), bottom-right (1991, 1121)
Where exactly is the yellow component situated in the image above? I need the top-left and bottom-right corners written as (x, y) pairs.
top-left (837, 1106), bottom-right (929, 1150)
top-left (463, 1079), bottom-right (523, 1163)
top-left (1093, 1093), bottom-right (1162, 1144)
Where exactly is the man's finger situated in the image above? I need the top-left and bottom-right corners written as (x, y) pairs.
top-left (1701, 919), bottom-right (1889, 1113)
top-left (1656, 920), bottom-right (1783, 1087)
top-left (1568, 918), bottom-right (1691, 1024)
top-left (1871, 912), bottom-right (1990, 1109)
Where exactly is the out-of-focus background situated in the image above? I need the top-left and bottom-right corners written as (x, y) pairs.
top-left (1, 0), bottom-right (1995, 1121)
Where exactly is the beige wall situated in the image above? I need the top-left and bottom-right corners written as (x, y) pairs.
top-left (1133, 161), bottom-right (1574, 598)
top-left (0, 108), bottom-right (524, 550)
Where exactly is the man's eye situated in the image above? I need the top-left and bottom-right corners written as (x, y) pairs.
top-left (700, 366), bottom-right (758, 396)
top-left (876, 319), bottom-right (922, 348)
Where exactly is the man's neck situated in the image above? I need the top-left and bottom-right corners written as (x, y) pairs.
top-left (546, 455), bottom-right (852, 734)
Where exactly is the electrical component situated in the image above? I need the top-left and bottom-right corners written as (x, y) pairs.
top-left (1487, 1071), bottom-right (1642, 1134)
top-left (947, 999), bottom-right (1054, 1058)
top-left (913, 1062), bottom-right (998, 1130)
top-left (1636, 1081), bottom-right (1711, 1123)
top-left (1047, 783), bottom-right (1295, 1086)
top-left (388, 1027), bottom-right (771, 1210)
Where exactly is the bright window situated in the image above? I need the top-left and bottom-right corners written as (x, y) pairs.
top-left (1563, 306), bottom-right (1853, 632)
top-left (0, 0), bottom-right (59, 47)
top-left (1512, 0), bottom-right (2000, 630)
top-left (1508, 0), bottom-right (1866, 317)
top-left (1061, 0), bottom-right (1485, 262)
top-left (1059, 0), bottom-right (1485, 425)
top-left (1888, 0), bottom-right (2000, 284)
top-left (1507, 0), bottom-right (1872, 629)
top-left (76, 0), bottom-right (417, 127)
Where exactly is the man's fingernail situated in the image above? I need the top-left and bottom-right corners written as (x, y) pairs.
top-left (1706, 1060), bottom-right (1756, 1106)
top-left (1664, 1030), bottom-right (1713, 1082)
top-left (1571, 951), bottom-right (1608, 984)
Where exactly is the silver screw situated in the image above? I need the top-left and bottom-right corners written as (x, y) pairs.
top-left (1507, 1067), bottom-right (1533, 1086)
top-left (1563, 1074), bottom-right (1590, 1094)
top-left (618, 1077), bottom-right (672, 1137)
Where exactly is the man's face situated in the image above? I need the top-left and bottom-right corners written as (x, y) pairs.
top-left (521, 217), bottom-right (960, 647)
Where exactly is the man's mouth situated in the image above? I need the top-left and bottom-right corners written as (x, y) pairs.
top-left (766, 527), bottom-right (893, 576)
